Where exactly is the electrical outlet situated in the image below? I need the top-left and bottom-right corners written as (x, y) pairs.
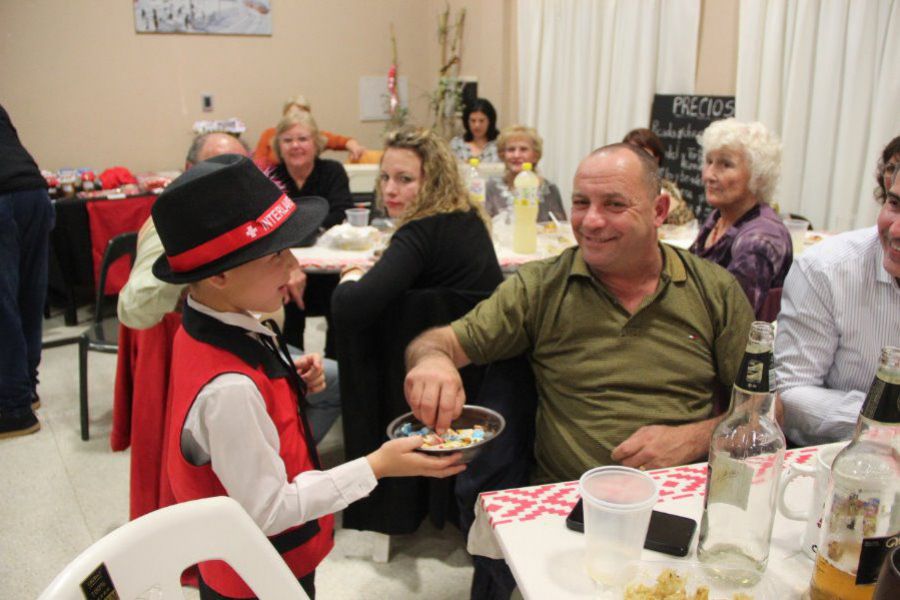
top-left (202, 94), bottom-right (214, 112)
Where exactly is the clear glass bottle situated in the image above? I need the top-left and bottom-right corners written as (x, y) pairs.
top-left (809, 346), bottom-right (900, 600)
top-left (698, 321), bottom-right (786, 585)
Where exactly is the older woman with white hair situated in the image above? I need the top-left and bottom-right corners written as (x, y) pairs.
top-left (690, 119), bottom-right (792, 317)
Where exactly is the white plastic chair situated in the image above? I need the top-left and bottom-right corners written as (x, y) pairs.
top-left (38, 496), bottom-right (309, 599)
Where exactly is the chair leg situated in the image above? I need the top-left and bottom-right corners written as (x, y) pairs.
top-left (371, 532), bottom-right (391, 563)
top-left (78, 338), bottom-right (89, 441)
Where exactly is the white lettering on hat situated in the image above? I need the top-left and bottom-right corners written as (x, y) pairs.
top-left (258, 196), bottom-right (294, 231)
top-left (245, 225), bottom-right (259, 239)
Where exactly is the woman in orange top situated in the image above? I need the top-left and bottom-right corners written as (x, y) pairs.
top-left (253, 94), bottom-right (366, 169)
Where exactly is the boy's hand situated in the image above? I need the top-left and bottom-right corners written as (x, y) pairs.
top-left (294, 353), bottom-right (325, 394)
top-left (367, 437), bottom-right (466, 479)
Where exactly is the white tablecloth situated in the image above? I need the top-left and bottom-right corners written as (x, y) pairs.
top-left (468, 446), bottom-right (826, 599)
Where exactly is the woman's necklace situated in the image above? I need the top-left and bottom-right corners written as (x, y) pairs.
top-left (706, 217), bottom-right (731, 248)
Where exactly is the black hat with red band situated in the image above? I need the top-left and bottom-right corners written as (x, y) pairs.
top-left (151, 153), bottom-right (327, 284)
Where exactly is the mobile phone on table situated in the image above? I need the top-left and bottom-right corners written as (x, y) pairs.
top-left (565, 499), bottom-right (697, 557)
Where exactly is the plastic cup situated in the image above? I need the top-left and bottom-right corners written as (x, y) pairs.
top-left (783, 218), bottom-right (808, 256)
top-left (579, 466), bottom-right (658, 588)
top-left (345, 208), bottom-right (370, 227)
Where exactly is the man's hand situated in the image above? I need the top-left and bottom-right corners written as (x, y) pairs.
top-left (367, 436), bottom-right (466, 479)
top-left (404, 354), bottom-right (465, 434)
top-left (283, 268), bottom-right (307, 308)
top-left (346, 139), bottom-right (367, 162)
top-left (611, 419), bottom-right (718, 470)
top-left (294, 353), bottom-right (325, 395)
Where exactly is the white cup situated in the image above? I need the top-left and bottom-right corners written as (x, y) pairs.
top-left (783, 217), bottom-right (809, 256)
top-left (777, 442), bottom-right (846, 559)
top-left (579, 466), bottom-right (658, 587)
top-left (345, 207), bottom-right (370, 227)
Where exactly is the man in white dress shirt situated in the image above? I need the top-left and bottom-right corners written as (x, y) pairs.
top-left (775, 140), bottom-right (900, 445)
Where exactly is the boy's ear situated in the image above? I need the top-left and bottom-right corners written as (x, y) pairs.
top-left (205, 272), bottom-right (229, 290)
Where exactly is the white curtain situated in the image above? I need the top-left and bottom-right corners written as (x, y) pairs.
top-left (516, 0), bottom-right (700, 208)
top-left (737, 0), bottom-right (900, 231)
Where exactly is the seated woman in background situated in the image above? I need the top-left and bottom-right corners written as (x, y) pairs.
top-left (266, 110), bottom-right (353, 353)
top-left (450, 98), bottom-right (501, 163)
top-left (689, 119), bottom-right (792, 318)
top-left (332, 126), bottom-right (503, 332)
top-left (484, 125), bottom-right (566, 222)
top-left (253, 94), bottom-right (367, 169)
top-left (622, 128), bottom-right (696, 226)
top-left (265, 110), bottom-right (353, 231)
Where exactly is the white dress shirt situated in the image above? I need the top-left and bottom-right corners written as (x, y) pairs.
top-left (774, 227), bottom-right (900, 445)
top-left (180, 297), bottom-right (376, 536)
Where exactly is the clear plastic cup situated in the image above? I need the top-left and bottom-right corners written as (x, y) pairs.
top-left (345, 208), bottom-right (370, 227)
top-left (783, 218), bottom-right (808, 256)
top-left (579, 466), bottom-right (659, 588)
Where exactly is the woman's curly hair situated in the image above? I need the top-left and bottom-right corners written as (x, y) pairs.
top-left (378, 126), bottom-right (490, 230)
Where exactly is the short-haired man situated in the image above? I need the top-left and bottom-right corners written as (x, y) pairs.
top-left (775, 142), bottom-right (900, 446)
top-left (405, 144), bottom-right (754, 483)
top-left (119, 132), bottom-right (253, 330)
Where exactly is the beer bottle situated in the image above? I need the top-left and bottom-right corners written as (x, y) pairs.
top-left (698, 321), bottom-right (786, 585)
top-left (809, 346), bottom-right (900, 600)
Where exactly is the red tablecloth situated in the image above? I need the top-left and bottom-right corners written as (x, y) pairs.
top-left (85, 195), bottom-right (155, 295)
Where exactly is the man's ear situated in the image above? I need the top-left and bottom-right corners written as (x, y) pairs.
top-left (653, 192), bottom-right (670, 227)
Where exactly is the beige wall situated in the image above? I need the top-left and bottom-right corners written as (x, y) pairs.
top-left (0, 0), bottom-right (510, 172)
top-left (1, 0), bottom-right (732, 173)
top-left (696, 0), bottom-right (740, 96)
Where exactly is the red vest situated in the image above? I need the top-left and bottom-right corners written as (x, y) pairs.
top-left (167, 323), bottom-right (334, 598)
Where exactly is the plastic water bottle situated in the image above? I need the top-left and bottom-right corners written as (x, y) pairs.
top-left (467, 158), bottom-right (485, 207)
top-left (512, 162), bottom-right (539, 254)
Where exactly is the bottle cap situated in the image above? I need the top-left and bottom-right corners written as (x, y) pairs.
top-left (469, 158), bottom-right (480, 167)
top-left (523, 162), bottom-right (533, 171)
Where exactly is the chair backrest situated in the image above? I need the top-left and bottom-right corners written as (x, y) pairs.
top-left (93, 231), bottom-right (137, 323)
top-left (758, 286), bottom-right (783, 323)
top-left (38, 496), bottom-right (308, 600)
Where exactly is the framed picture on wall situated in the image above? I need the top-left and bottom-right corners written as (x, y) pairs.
top-left (134, 0), bottom-right (272, 36)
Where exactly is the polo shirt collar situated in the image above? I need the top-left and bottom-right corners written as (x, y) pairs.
top-left (569, 241), bottom-right (687, 283)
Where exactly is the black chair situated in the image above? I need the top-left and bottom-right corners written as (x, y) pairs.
top-left (77, 232), bottom-right (137, 440)
top-left (337, 287), bottom-right (490, 535)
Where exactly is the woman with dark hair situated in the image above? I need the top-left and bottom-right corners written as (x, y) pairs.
top-left (622, 127), bottom-right (695, 225)
top-left (450, 98), bottom-right (500, 163)
top-left (874, 134), bottom-right (900, 202)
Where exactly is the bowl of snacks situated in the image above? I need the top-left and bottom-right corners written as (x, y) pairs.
top-left (386, 405), bottom-right (505, 464)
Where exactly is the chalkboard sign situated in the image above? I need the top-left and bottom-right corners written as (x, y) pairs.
top-left (650, 94), bottom-right (735, 219)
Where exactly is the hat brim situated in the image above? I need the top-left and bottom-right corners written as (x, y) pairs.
top-left (152, 196), bottom-right (329, 284)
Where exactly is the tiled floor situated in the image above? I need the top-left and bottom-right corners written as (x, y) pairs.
top-left (0, 312), bottom-right (477, 599)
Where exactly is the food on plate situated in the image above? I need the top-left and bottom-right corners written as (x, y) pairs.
top-left (623, 568), bottom-right (753, 600)
top-left (397, 422), bottom-right (489, 450)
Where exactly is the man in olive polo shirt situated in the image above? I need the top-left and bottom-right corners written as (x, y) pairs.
top-left (404, 143), bottom-right (754, 483)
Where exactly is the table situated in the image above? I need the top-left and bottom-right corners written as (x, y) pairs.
top-left (291, 223), bottom-right (582, 274)
top-left (50, 193), bottom-right (156, 324)
top-left (468, 446), bottom-right (825, 599)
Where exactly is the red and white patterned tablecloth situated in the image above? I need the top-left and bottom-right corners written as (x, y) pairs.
top-left (468, 445), bottom-right (828, 599)
top-left (478, 445), bottom-right (819, 529)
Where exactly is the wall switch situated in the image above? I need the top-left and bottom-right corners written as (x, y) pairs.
top-left (202, 94), bottom-right (214, 112)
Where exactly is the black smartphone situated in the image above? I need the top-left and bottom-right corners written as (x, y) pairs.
top-left (565, 499), bottom-right (697, 557)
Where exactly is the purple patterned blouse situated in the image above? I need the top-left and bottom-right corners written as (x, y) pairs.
top-left (690, 203), bottom-right (793, 317)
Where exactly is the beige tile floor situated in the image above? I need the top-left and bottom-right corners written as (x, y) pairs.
top-left (0, 313), bottom-right (476, 599)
